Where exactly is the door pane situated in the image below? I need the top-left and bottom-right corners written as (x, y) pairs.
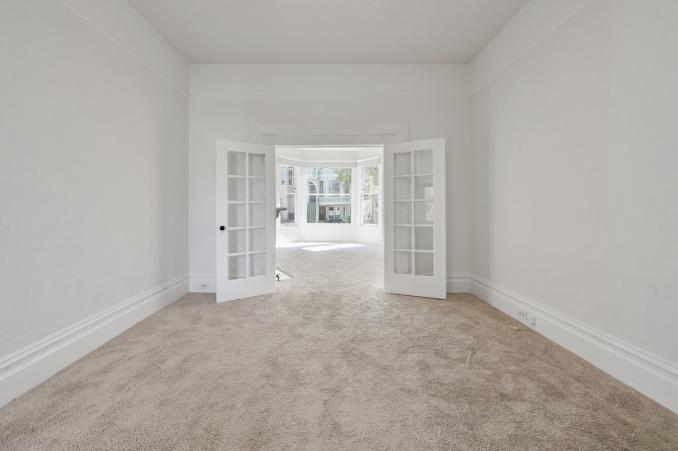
top-left (415, 252), bottom-right (434, 276)
top-left (394, 178), bottom-right (411, 200)
top-left (228, 178), bottom-right (246, 201)
top-left (414, 175), bottom-right (434, 199)
top-left (228, 255), bottom-right (246, 279)
top-left (228, 229), bottom-right (246, 254)
top-left (414, 149), bottom-right (433, 174)
top-left (228, 151), bottom-right (246, 176)
top-left (394, 152), bottom-right (411, 175)
top-left (395, 226), bottom-right (412, 250)
top-left (394, 201), bottom-right (412, 224)
top-left (394, 251), bottom-right (412, 274)
top-left (413, 200), bottom-right (433, 224)
top-left (249, 253), bottom-right (266, 277)
top-left (228, 203), bottom-right (246, 228)
top-left (248, 228), bottom-right (265, 252)
top-left (249, 203), bottom-right (266, 227)
top-left (249, 178), bottom-right (265, 201)
top-left (414, 227), bottom-right (433, 251)
top-left (249, 153), bottom-right (265, 176)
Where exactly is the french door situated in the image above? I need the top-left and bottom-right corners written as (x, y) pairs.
top-left (383, 139), bottom-right (446, 299)
top-left (216, 141), bottom-right (275, 302)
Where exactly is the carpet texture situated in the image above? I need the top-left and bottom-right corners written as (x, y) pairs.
top-left (1, 243), bottom-right (677, 450)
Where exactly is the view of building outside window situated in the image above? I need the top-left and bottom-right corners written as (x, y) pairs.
top-left (362, 166), bottom-right (379, 224)
top-left (306, 168), bottom-right (352, 223)
top-left (278, 165), bottom-right (296, 224)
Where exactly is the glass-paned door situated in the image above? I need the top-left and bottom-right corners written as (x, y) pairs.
top-left (383, 139), bottom-right (446, 299)
top-left (216, 141), bottom-right (275, 302)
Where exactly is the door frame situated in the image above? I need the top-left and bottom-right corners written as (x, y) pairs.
top-left (254, 122), bottom-right (408, 275)
top-left (250, 122), bottom-right (408, 146)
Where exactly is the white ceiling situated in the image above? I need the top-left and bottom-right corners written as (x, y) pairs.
top-left (126, 0), bottom-right (528, 64)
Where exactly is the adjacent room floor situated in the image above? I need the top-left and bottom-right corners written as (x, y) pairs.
top-left (1, 243), bottom-right (677, 450)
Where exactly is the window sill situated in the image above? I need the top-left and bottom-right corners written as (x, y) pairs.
top-left (305, 223), bottom-right (354, 227)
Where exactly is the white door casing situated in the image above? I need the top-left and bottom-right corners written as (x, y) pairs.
top-left (216, 141), bottom-right (275, 302)
top-left (383, 139), bottom-right (446, 299)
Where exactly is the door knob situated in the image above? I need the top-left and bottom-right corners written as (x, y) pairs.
top-left (219, 225), bottom-right (225, 231)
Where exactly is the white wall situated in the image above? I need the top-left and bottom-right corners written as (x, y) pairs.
top-left (0, 0), bottom-right (189, 405)
top-left (471, 0), bottom-right (678, 412)
top-left (189, 64), bottom-right (472, 290)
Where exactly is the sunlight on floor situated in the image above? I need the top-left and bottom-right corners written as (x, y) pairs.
top-left (276, 242), bottom-right (330, 248)
top-left (276, 241), bottom-right (366, 252)
top-left (302, 243), bottom-right (365, 252)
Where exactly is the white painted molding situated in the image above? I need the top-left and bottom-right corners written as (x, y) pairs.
top-left (189, 274), bottom-right (217, 293)
top-left (446, 273), bottom-right (472, 293)
top-left (470, 274), bottom-right (678, 414)
top-left (189, 64), bottom-right (471, 100)
top-left (59, 0), bottom-right (188, 97)
top-left (190, 94), bottom-right (471, 101)
top-left (0, 274), bottom-right (188, 408)
top-left (470, 0), bottom-right (592, 95)
top-left (251, 123), bottom-right (409, 146)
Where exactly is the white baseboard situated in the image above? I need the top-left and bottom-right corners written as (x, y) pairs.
top-left (193, 272), bottom-right (475, 294)
top-left (0, 274), bottom-right (188, 408)
top-left (189, 274), bottom-right (216, 293)
top-left (470, 274), bottom-right (678, 414)
top-left (447, 273), bottom-right (472, 293)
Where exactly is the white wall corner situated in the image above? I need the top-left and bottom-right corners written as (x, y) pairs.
top-left (189, 274), bottom-right (217, 293)
top-left (470, 275), bottom-right (678, 414)
top-left (0, 274), bottom-right (188, 408)
top-left (59, 0), bottom-right (189, 95)
top-left (447, 273), bottom-right (472, 293)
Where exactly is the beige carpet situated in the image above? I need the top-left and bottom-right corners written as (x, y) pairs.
top-left (1, 243), bottom-right (677, 450)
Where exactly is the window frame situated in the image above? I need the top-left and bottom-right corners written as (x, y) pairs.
top-left (278, 164), bottom-right (297, 226)
top-left (305, 166), bottom-right (354, 225)
top-left (361, 165), bottom-right (380, 226)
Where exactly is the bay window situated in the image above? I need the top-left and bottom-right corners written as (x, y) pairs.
top-left (306, 167), bottom-right (352, 224)
top-left (361, 166), bottom-right (379, 225)
top-left (278, 165), bottom-right (296, 225)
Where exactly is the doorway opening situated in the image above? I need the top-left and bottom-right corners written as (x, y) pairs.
top-left (216, 137), bottom-right (445, 303)
top-left (274, 146), bottom-right (384, 287)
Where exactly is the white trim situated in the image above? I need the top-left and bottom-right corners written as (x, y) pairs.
top-left (470, 0), bottom-right (593, 95)
top-left (356, 156), bottom-right (380, 167)
top-left (281, 159), bottom-right (358, 168)
top-left (251, 123), bottom-right (408, 145)
top-left (59, 0), bottom-right (188, 97)
top-left (191, 94), bottom-right (471, 101)
top-left (446, 273), bottom-right (472, 293)
top-left (470, 274), bottom-right (678, 414)
top-left (0, 274), bottom-right (188, 408)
